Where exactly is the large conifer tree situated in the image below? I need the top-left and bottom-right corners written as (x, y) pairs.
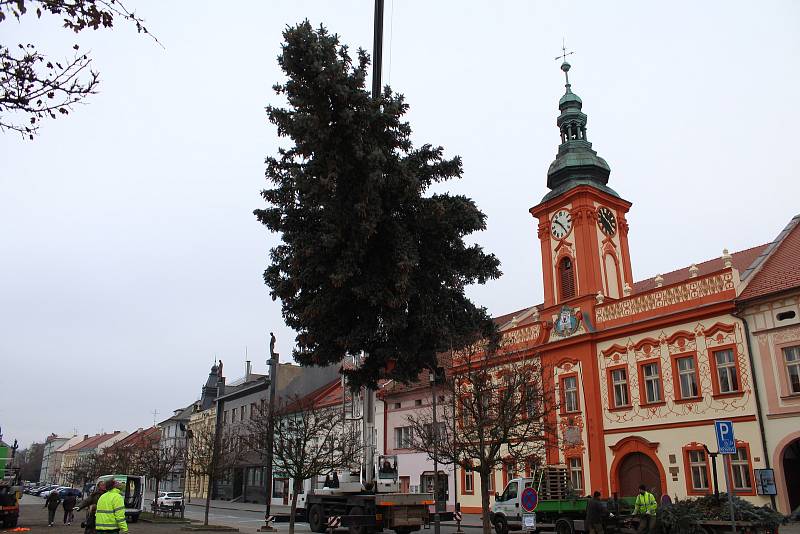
top-left (255, 21), bottom-right (501, 388)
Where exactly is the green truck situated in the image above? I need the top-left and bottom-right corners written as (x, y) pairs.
top-left (490, 467), bottom-right (635, 534)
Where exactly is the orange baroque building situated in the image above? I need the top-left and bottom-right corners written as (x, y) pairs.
top-left (450, 59), bottom-right (792, 512)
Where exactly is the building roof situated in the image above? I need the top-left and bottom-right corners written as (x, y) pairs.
top-left (64, 432), bottom-right (121, 453)
top-left (739, 214), bottom-right (800, 301)
top-left (108, 427), bottom-right (160, 450)
top-left (158, 404), bottom-right (196, 426)
top-left (632, 244), bottom-right (767, 294)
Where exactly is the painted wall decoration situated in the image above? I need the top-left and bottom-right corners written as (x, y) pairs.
top-left (598, 320), bottom-right (753, 427)
top-left (595, 271), bottom-right (736, 324)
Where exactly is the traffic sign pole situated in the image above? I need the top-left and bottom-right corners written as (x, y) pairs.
top-left (723, 454), bottom-right (737, 534)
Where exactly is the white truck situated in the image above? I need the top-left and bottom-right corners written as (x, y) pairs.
top-left (96, 474), bottom-right (146, 523)
top-left (305, 454), bottom-right (434, 534)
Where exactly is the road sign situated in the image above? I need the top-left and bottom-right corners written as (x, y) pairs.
top-left (521, 487), bottom-right (539, 512)
top-left (714, 420), bottom-right (736, 454)
top-left (522, 514), bottom-right (537, 531)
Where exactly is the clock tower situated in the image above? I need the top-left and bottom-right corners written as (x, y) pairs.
top-left (530, 60), bottom-right (633, 309)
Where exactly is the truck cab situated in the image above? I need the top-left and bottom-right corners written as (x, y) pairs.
top-left (491, 477), bottom-right (537, 532)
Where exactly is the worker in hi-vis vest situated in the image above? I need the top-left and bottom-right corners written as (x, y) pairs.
top-left (633, 484), bottom-right (657, 534)
top-left (94, 480), bottom-right (128, 533)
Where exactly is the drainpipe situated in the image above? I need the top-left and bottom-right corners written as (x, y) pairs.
top-left (732, 309), bottom-right (777, 509)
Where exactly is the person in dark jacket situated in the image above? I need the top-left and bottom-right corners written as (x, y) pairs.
top-left (63, 491), bottom-right (78, 525)
top-left (585, 491), bottom-right (607, 534)
top-left (44, 490), bottom-right (62, 527)
top-left (76, 481), bottom-right (106, 534)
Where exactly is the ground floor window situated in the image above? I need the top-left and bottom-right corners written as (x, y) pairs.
top-left (731, 447), bottom-right (752, 492)
top-left (568, 457), bottom-right (583, 492)
top-left (462, 465), bottom-right (474, 494)
top-left (684, 447), bottom-right (710, 493)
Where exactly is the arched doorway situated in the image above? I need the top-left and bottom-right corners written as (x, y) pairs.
top-left (783, 438), bottom-right (800, 513)
top-left (617, 452), bottom-right (662, 498)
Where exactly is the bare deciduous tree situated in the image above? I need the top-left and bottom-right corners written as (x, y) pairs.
top-left (0, 0), bottom-right (158, 138)
top-left (186, 423), bottom-right (245, 526)
top-left (408, 351), bottom-right (556, 534)
top-left (137, 444), bottom-right (185, 515)
top-left (248, 396), bottom-right (363, 534)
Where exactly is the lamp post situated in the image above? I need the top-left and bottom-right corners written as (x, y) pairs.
top-left (429, 367), bottom-right (442, 534)
top-left (261, 333), bottom-right (279, 532)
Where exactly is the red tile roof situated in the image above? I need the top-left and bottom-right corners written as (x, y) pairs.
top-left (65, 432), bottom-right (120, 453)
top-left (108, 427), bottom-right (160, 450)
top-left (739, 215), bottom-right (800, 301)
top-left (633, 244), bottom-right (768, 294)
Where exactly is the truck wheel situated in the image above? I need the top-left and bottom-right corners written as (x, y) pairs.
top-left (349, 506), bottom-right (366, 534)
top-left (309, 505), bottom-right (326, 533)
top-left (494, 515), bottom-right (509, 534)
top-left (556, 519), bottom-right (574, 534)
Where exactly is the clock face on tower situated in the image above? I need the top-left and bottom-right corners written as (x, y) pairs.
top-left (597, 206), bottom-right (617, 236)
top-left (550, 209), bottom-right (573, 240)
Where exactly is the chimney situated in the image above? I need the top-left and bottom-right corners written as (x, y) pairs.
top-left (84, 434), bottom-right (89, 440)
top-left (246, 360), bottom-right (252, 376)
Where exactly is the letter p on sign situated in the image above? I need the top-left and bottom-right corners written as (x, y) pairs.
top-left (715, 420), bottom-right (736, 454)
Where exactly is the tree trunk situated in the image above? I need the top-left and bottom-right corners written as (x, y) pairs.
top-left (289, 478), bottom-right (303, 534)
top-left (480, 470), bottom-right (492, 534)
top-left (154, 478), bottom-right (160, 514)
top-left (204, 475), bottom-right (212, 526)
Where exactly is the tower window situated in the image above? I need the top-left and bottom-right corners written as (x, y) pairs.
top-left (559, 257), bottom-right (576, 300)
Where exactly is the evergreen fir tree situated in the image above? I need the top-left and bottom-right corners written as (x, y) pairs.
top-left (255, 21), bottom-right (501, 388)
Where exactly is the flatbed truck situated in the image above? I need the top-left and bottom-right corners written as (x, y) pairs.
top-left (305, 456), bottom-right (434, 534)
top-left (490, 467), bottom-right (634, 534)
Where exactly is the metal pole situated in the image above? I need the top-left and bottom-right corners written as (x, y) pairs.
top-left (430, 371), bottom-right (441, 534)
top-left (703, 444), bottom-right (720, 501)
top-left (722, 454), bottom-right (737, 534)
top-left (371, 0), bottom-right (384, 99)
top-left (261, 333), bottom-right (279, 532)
top-left (452, 379), bottom-right (464, 534)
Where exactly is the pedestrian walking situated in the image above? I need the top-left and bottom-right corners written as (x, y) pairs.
top-left (95, 479), bottom-right (128, 533)
top-left (585, 491), bottom-right (607, 534)
top-left (44, 490), bottom-right (61, 527)
top-left (633, 484), bottom-right (658, 534)
top-left (77, 481), bottom-right (106, 534)
top-left (63, 491), bottom-right (78, 525)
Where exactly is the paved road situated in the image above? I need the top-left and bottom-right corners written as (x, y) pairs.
top-left (182, 504), bottom-right (473, 534)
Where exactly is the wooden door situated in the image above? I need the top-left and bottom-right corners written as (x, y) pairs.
top-left (618, 452), bottom-right (661, 497)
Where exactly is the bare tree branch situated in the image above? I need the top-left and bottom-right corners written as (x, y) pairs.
top-left (247, 395), bottom-right (363, 534)
top-left (407, 349), bottom-right (558, 534)
top-left (0, 0), bottom-right (160, 138)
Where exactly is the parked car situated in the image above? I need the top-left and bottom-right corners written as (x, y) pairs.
top-left (58, 488), bottom-right (82, 499)
top-left (32, 485), bottom-right (57, 496)
top-left (40, 486), bottom-right (69, 498)
top-left (155, 491), bottom-right (183, 507)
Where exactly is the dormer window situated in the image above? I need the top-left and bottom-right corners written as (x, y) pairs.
top-left (559, 257), bottom-right (576, 300)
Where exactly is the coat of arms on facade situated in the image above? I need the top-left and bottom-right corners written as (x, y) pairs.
top-left (553, 305), bottom-right (580, 337)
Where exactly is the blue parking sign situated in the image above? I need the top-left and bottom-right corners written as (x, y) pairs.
top-left (715, 420), bottom-right (736, 454)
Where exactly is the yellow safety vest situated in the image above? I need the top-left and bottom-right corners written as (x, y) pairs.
top-left (634, 491), bottom-right (657, 515)
top-left (95, 488), bottom-right (128, 532)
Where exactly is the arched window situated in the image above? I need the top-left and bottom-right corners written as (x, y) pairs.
top-left (559, 257), bottom-right (576, 300)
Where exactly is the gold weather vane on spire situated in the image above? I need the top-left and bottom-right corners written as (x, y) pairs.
top-left (555, 38), bottom-right (575, 88)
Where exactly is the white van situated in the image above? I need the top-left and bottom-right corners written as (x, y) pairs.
top-left (96, 474), bottom-right (146, 523)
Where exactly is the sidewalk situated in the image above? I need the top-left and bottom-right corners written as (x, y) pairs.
top-left (182, 497), bottom-right (486, 528)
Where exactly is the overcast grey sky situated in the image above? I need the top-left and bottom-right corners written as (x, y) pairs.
top-left (2, 1), bottom-right (799, 449)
